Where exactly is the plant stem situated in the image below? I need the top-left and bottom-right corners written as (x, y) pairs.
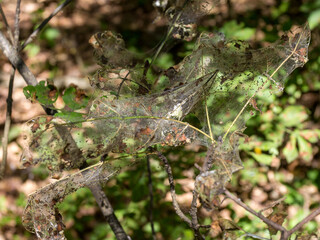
top-left (20, 0), bottom-right (72, 50)
top-left (0, 0), bottom-right (21, 179)
top-left (157, 152), bottom-right (192, 226)
top-left (224, 189), bottom-right (286, 233)
top-left (88, 184), bottom-right (130, 240)
top-left (0, 32), bottom-right (37, 86)
top-left (281, 206), bottom-right (320, 239)
top-left (146, 155), bottom-right (156, 240)
top-left (0, 68), bottom-right (15, 179)
top-left (0, 4), bottom-right (14, 43)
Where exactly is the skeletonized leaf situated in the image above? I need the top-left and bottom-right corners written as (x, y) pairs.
top-left (23, 155), bottom-right (140, 239)
top-left (21, 22), bottom-right (311, 238)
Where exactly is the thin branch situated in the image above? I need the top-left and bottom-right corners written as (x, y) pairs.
top-left (259, 196), bottom-right (286, 214)
top-left (0, 31), bottom-right (37, 85)
top-left (189, 146), bottom-right (216, 240)
top-left (13, 0), bottom-right (21, 45)
top-left (155, 147), bottom-right (207, 240)
top-left (0, 4), bottom-right (14, 43)
top-left (0, 0), bottom-right (22, 179)
top-left (224, 190), bottom-right (320, 240)
top-left (239, 232), bottom-right (271, 240)
top-left (283, 206), bottom-right (320, 239)
top-left (88, 184), bottom-right (130, 240)
top-left (156, 151), bottom-right (192, 226)
top-left (146, 155), bottom-right (156, 240)
top-left (189, 190), bottom-right (205, 240)
top-left (223, 189), bottom-right (286, 233)
top-left (0, 68), bottom-right (15, 180)
top-left (201, 143), bottom-right (215, 173)
top-left (20, 0), bottom-right (72, 50)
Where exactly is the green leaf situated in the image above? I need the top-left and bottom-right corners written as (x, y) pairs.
top-left (54, 112), bottom-right (84, 127)
top-left (37, 82), bottom-right (58, 105)
top-left (23, 81), bottom-right (58, 105)
top-left (155, 53), bottom-right (174, 69)
top-left (279, 105), bottom-right (308, 127)
top-left (23, 85), bottom-right (36, 100)
top-left (8, 125), bottom-right (22, 143)
top-left (41, 27), bottom-right (60, 47)
top-left (62, 87), bottom-right (89, 110)
top-left (249, 152), bottom-right (273, 165)
top-left (44, 28), bottom-right (60, 40)
top-left (297, 135), bottom-right (313, 162)
top-left (233, 28), bottom-right (256, 41)
top-left (299, 129), bottom-right (319, 143)
top-left (25, 43), bottom-right (40, 57)
top-left (308, 8), bottom-right (320, 30)
top-left (220, 20), bottom-right (255, 40)
top-left (283, 134), bottom-right (299, 163)
top-left (265, 124), bottom-right (285, 145)
top-left (260, 141), bottom-right (278, 151)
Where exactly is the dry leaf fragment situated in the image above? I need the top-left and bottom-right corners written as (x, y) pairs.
top-left (266, 202), bottom-right (288, 236)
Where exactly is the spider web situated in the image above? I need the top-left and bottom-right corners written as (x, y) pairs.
top-left (21, 23), bottom-right (310, 238)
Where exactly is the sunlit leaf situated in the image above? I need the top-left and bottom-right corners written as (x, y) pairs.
top-left (54, 112), bottom-right (85, 126)
top-left (297, 135), bottom-right (313, 162)
top-left (23, 81), bottom-right (58, 106)
top-left (279, 105), bottom-right (308, 127)
top-left (308, 9), bottom-right (320, 30)
top-left (283, 134), bottom-right (299, 163)
top-left (299, 129), bottom-right (319, 143)
top-left (249, 152), bottom-right (273, 165)
top-left (62, 87), bottom-right (89, 110)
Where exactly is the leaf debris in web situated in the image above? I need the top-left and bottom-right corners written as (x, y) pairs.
top-left (21, 23), bottom-right (311, 236)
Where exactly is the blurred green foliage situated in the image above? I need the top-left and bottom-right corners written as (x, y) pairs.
top-left (220, 20), bottom-right (256, 40)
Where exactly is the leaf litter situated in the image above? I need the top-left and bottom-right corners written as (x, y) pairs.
top-left (20, 12), bottom-right (310, 239)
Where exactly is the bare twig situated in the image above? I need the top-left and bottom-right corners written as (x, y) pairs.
top-left (0, 68), bottom-right (15, 179)
top-left (156, 152), bottom-right (192, 226)
top-left (20, 0), bottom-right (72, 50)
top-left (88, 184), bottom-right (130, 240)
top-left (13, 0), bottom-right (21, 45)
top-left (146, 155), bottom-right (156, 240)
top-left (239, 232), bottom-right (271, 240)
top-left (189, 190), bottom-right (204, 240)
top-left (155, 151), bottom-right (205, 239)
top-left (224, 189), bottom-right (320, 240)
top-left (259, 196), bottom-right (286, 214)
top-left (0, 0), bottom-right (22, 179)
top-left (201, 144), bottom-right (215, 172)
top-left (223, 189), bottom-right (286, 233)
top-left (189, 146), bottom-right (216, 240)
top-left (0, 32), bottom-right (37, 85)
top-left (281, 206), bottom-right (320, 240)
top-left (0, 4), bottom-right (14, 43)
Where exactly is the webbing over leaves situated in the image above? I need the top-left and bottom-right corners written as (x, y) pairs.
top-left (21, 22), bottom-right (310, 239)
